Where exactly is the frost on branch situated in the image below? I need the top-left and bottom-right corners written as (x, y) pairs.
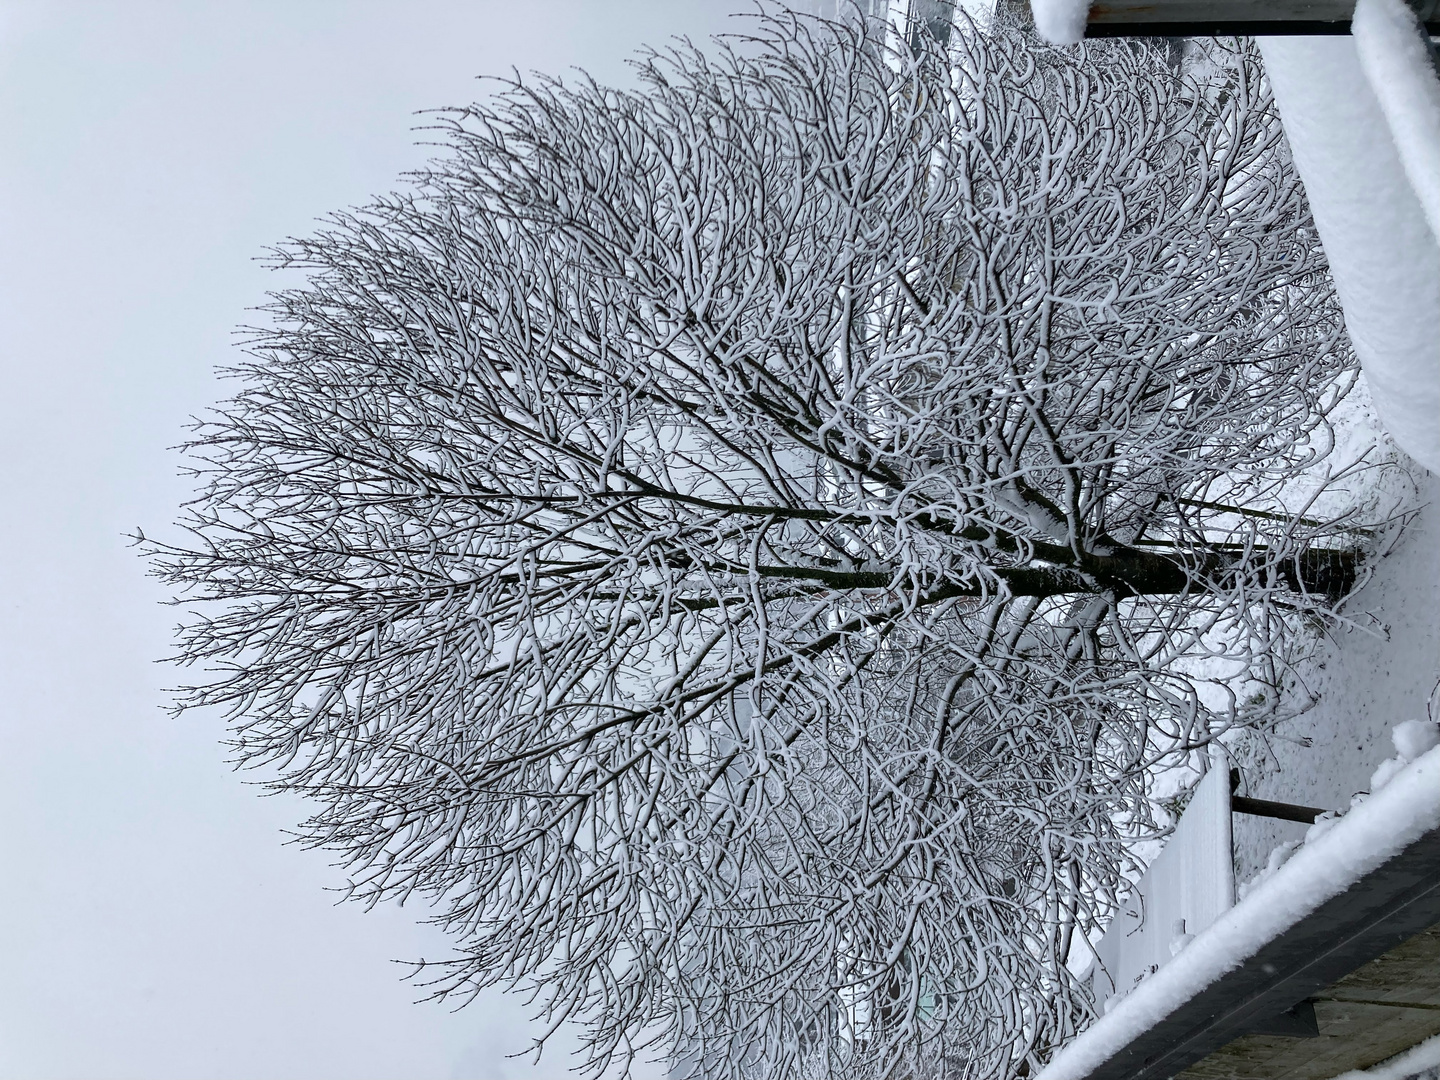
top-left (148, 14), bottom-right (1392, 1080)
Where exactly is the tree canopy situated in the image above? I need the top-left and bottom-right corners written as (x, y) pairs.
top-left (149, 14), bottom-right (1380, 1079)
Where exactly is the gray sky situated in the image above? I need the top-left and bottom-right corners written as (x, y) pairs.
top-left (0, 4), bottom-right (767, 1077)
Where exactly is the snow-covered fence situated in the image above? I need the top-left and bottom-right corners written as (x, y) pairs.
top-left (1090, 764), bottom-right (1235, 1010)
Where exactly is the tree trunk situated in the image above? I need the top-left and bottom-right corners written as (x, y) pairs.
top-left (753, 545), bottom-right (1359, 602)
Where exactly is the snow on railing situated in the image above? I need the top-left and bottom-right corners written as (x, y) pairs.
top-left (1261, 27), bottom-right (1440, 475)
top-left (1328, 1031), bottom-right (1440, 1080)
top-left (1027, 0), bottom-right (1440, 474)
top-left (1354, 0), bottom-right (1440, 247)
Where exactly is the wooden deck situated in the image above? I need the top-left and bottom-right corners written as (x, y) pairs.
top-left (1179, 920), bottom-right (1440, 1080)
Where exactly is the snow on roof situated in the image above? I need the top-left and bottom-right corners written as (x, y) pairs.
top-left (1035, 744), bottom-right (1440, 1080)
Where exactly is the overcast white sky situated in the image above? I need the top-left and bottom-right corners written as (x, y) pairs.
top-left (0, 4), bottom-right (782, 1078)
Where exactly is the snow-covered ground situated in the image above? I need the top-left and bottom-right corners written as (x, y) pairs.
top-left (1236, 18), bottom-right (1440, 888)
top-left (1229, 458), bottom-right (1440, 885)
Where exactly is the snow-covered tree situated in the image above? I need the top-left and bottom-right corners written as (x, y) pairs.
top-left (148, 14), bottom-right (1382, 1079)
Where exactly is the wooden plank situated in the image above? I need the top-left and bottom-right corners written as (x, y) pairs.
top-left (1231, 796), bottom-right (1328, 825)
